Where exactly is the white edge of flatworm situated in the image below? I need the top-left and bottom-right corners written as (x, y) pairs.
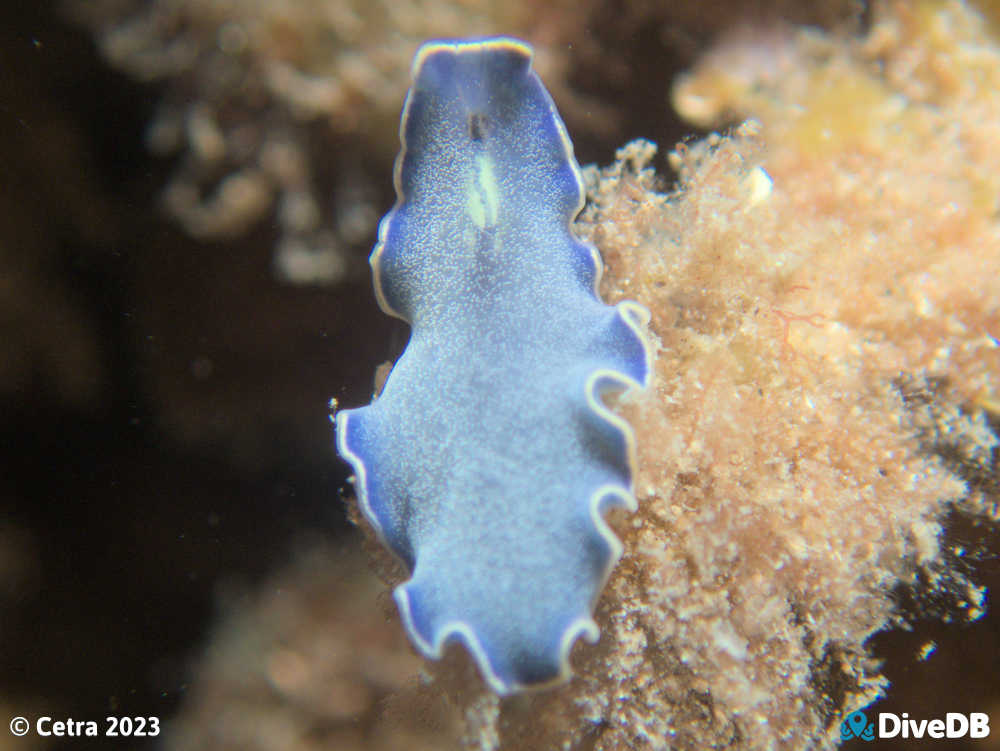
top-left (334, 410), bottom-right (380, 534)
top-left (341, 36), bottom-right (657, 695)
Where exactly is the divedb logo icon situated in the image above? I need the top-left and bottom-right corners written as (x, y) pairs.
top-left (840, 710), bottom-right (991, 741)
top-left (841, 711), bottom-right (875, 742)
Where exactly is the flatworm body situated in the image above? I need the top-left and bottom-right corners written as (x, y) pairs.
top-left (335, 37), bottom-right (651, 694)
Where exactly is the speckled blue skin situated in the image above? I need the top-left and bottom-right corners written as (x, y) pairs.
top-left (335, 38), bottom-right (651, 694)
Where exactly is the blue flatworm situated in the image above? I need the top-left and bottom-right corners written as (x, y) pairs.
top-left (335, 37), bottom-right (651, 694)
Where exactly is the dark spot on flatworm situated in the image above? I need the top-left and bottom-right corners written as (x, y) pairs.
top-left (469, 112), bottom-right (487, 141)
